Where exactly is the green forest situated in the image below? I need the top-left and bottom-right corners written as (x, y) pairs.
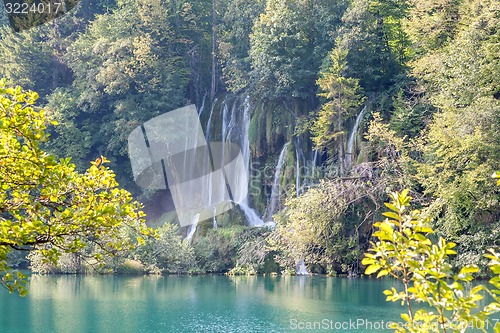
top-left (0, 0), bottom-right (499, 284)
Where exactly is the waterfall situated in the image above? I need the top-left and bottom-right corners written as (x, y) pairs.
top-left (240, 96), bottom-right (251, 176)
top-left (296, 259), bottom-right (309, 276)
top-left (294, 137), bottom-right (300, 195)
top-left (185, 213), bottom-right (200, 242)
top-left (345, 105), bottom-right (367, 172)
top-left (220, 98), bottom-right (231, 201)
top-left (196, 95), bottom-right (269, 227)
top-left (293, 137), bottom-right (306, 196)
top-left (204, 97), bottom-right (218, 225)
top-left (311, 149), bottom-right (318, 180)
top-left (213, 207), bottom-right (217, 229)
top-left (205, 97), bottom-right (218, 143)
top-left (295, 147), bottom-right (300, 197)
top-left (212, 96), bottom-right (264, 227)
top-left (302, 149), bottom-right (319, 189)
top-left (198, 94), bottom-right (207, 116)
top-left (221, 98), bottom-right (230, 142)
top-left (238, 96), bottom-right (265, 227)
top-left (240, 204), bottom-right (265, 227)
top-left (267, 142), bottom-right (289, 220)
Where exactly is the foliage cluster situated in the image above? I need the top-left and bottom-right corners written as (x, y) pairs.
top-left (0, 81), bottom-right (152, 294)
top-left (363, 190), bottom-right (500, 333)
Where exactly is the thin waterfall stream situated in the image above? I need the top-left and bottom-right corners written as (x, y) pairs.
top-left (345, 105), bottom-right (367, 173)
top-left (267, 142), bottom-right (289, 221)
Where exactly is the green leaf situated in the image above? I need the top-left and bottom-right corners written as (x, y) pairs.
top-left (384, 202), bottom-right (399, 212)
top-left (377, 269), bottom-right (389, 278)
top-left (365, 264), bottom-right (381, 275)
top-left (362, 257), bottom-right (375, 265)
top-left (382, 211), bottom-right (401, 221)
top-left (400, 313), bottom-right (411, 322)
top-left (459, 266), bottom-right (479, 275)
top-left (470, 285), bottom-right (483, 295)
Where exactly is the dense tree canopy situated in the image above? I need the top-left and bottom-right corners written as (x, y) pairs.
top-left (249, 0), bottom-right (346, 100)
top-left (411, 0), bottom-right (500, 266)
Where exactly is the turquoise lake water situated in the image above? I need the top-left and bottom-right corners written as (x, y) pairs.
top-left (0, 275), bottom-right (498, 333)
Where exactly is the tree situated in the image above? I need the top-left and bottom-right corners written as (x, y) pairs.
top-left (218, 0), bottom-right (266, 93)
top-left (403, 0), bottom-right (460, 55)
top-left (269, 168), bottom-right (385, 275)
top-left (363, 190), bottom-right (500, 333)
top-left (412, 0), bottom-right (500, 268)
top-left (312, 47), bottom-right (364, 175)
top-left (369, 0), bottom-right (412, 64)
top-left (269, 179), bottom-right (358, 274)
top-left (0, 27), bottom-right (53, 97)
top-left (193, 226), bottom-right (247, 273)
top-left (335, 0), bottom-right (401, 92)
top-left (0, 81), bottom-right (152, 295)
top-left (55, 0), bottom-right (200, 186)
top-left (133, 223), bottom-right (196, 274)
top-left (249, 0), bottom-right (346, 101)
top-left (0, 8), bottom-right (83, 99)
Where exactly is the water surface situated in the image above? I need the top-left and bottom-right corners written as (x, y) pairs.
top-left (0, 275), bottom-right (496, 332)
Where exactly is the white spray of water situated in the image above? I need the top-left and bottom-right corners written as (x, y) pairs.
top-left (296, 259), bottom-right (309, 275)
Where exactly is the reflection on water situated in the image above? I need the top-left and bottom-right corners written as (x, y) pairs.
top-left (0, 275), bottom-right (497, 333)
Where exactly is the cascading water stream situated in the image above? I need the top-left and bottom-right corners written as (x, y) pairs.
top-left (311, 150), bottom-right (318, 180)
top-left (295, 147), bottom-right (300, 197)
top-left (220, 98), bottom-right (231, 201)
top-left (345, 105), bottom-right (367, 173)
top-left (267, 142), bottom-right (289, 221)
top-left (176, 95), bottom-right (267, 238)
top-left (208, 96), bottom-right (264, 227)
top-left (204, 97), bottom-right (219, 219)
top-left (296, 259), bottom-right (309, 276)
top-left (205, 97), bottom-right (218, 143)
top-left (185, 213), bottom-right (200, 243)
top-left (198, 94), bottom-right (207, 116)
top-left (238, 96), bottom-right (265, 227)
